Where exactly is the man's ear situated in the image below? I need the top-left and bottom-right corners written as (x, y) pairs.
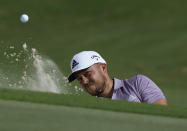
top-left (100, 63), bottom-right (107, 73)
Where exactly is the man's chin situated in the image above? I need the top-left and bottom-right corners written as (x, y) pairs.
top-left (89, 91), bottom-right (102, 97)
top-left (86, 86), bottom-right (103, 97)
top-left (95, 89), bottom-right (103, 97)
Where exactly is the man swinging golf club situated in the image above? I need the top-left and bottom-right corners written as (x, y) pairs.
top-left (68, 51), bottom-right (168, 106)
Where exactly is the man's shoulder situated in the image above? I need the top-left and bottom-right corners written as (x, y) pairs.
top-left (122, 74), bottom-right (152, 92)
top-left (114, 75), bottom-right (165, 103)
top-left (124, 74), bottom-right (149, 83)
top-left (113, 75), bottom-right (145, 102)
top-left (114, 74), bottom-right (151, 90)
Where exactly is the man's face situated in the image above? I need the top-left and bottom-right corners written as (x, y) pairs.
top-left (75, 64), bottom-right (106, 96)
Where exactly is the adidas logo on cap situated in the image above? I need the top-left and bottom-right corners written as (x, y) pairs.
top-left (72, 59), bottom-right (79, 69)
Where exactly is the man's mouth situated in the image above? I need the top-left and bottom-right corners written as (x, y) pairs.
top-left (95, 89), bottom-right (103, 97)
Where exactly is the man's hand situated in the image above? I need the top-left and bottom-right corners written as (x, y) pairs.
top-left (153, 98), bottom-right (168, 106)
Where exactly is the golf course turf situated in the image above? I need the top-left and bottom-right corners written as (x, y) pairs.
top-left (0, 88), bottom-right (187, 119)
top-left (0, 0), bottom-right (187, 130)
top-left (1, 100), bottom-right (187, 131)
top-left (0, 0), bottom-right (187, 107)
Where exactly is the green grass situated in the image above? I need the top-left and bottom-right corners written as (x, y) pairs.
top-left (1, 2), bottom-right (187, 130)
top-left (0, 0), bottom-right (187, 107)
top-left (1, 100), bottom-right (187, 131)
top-left (1, 0), bottom-right (187, 130)
top-left (0, 88), bottom-right (187, 119)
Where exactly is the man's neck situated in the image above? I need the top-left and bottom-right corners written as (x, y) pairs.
top-left (101, 78), bottom-right (114, 98)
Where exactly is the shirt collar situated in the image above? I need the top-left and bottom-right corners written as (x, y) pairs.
top-left (113, 78), bottom-right (123, 91)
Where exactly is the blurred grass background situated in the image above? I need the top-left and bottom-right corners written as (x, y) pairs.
top-left (0, 0), bottom-right (187, 106)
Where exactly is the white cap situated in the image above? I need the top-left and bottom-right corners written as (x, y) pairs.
top-left (68, 51), bottom-right (106, 82)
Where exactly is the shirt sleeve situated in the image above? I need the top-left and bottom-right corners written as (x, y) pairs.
top-left (136, 75), bottom-right (166, 104)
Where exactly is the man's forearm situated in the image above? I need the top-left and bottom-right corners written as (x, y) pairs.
top-left (153, 98), bottom-right (168, 106)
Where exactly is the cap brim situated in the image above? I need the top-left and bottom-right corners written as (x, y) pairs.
top-left (68, 65), bottom-right (90, 83)
top-left (68, 72), bottom-right (76, 83)
top-left (68, 66), bottom-right (89, 83)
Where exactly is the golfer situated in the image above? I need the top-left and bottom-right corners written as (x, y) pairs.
top-left (68, 51), bottom-right (168, 106)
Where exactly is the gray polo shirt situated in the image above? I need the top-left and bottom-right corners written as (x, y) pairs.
top-left (112, 75), bottom-right (166, 103)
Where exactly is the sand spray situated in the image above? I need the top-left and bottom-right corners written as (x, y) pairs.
top-left (0, 43), bottom-right (83, 94)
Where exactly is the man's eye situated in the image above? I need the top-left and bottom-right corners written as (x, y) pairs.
top-left (84, 72), bottom-right (91, 77)
top-left (77, 77), bottom-right (82, 82)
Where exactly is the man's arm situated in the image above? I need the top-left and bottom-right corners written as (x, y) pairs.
top-left (153, 98), bottom-right (168, 106)
top-left (136, 75), bottom-right (168, 106)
